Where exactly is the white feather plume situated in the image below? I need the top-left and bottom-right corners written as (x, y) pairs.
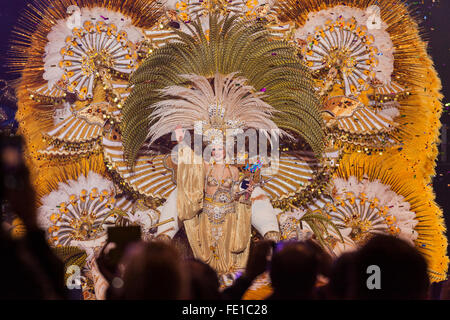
top-left (294, 5), bottom-right (395, 85)
top-left (43, 7), bottom-right (145, 89)
top-left (147, 73), bottom-right (286, 144)
top-left (331, 176), bottom-right (418, 244)
top-left (38, 172), bottom-right (115, 231)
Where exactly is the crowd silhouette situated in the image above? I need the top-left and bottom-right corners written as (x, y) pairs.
top-left (0, 133), bottom-right (448, 300)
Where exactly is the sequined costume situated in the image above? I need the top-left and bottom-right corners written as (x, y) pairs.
top-left (156, 142), bottom-right (279, 277)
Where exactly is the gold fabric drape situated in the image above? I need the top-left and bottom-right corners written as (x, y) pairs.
top-left (176, 144), bottom-right (252, 274)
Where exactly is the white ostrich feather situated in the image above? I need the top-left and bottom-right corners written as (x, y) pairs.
top-left (43, 7), bottom-right (145, 89)
top-left (147, 73), bottom-right (286, 145)
top-left (38, 171), bottom-right (161, 250)
top-left (294, 5), bottom-right (395, 85)
top-left (38, 172), bottom-right (115, 231)
top-left (163, 0), bottom-right (180, 10)
top-left (331, 177), bottom-right (418, 244)
top-left (278, 175), bottom-right (417, 255)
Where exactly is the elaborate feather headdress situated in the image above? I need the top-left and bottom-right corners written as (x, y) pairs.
top-left (122, 14), bottom-right (325, 165)
top-left (147, 73), bottom-right (286, 145)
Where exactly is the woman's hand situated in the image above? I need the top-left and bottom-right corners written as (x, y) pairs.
top-left (247, 181), bottom-right (255, 193)
top-left (96, 242), bottom-right (118, 284)
top-left (175, 125), bottom-right (184, 143)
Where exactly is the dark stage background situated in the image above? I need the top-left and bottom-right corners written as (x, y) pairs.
top-left (0, 0), bottom-right (449, 239)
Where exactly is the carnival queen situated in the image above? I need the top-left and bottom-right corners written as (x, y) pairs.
top-left (150, 73), bottom-right (283, 281)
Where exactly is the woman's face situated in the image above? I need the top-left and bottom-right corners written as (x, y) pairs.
top-left (212, 144), bottom-right (225, 162)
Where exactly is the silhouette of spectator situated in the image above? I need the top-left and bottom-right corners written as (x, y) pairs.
top-left (185, 259), bottom-right (221, 300)
top-left (325, 251), bottom-right (356, 299)
top-left (304, 239), bottom-right (333, 279)
top-left (351, 235), bottom-right (429, 300)
top-left (222, 240), bottom-right (274, 300)
top-left (440, 278), bottom-right (450, 300)
top-left (303, 239), bottom-right (333, 299)
top-left (109, 241), bottom-right (186, 299)
top-left (0, 134), bottom-right (67, 299)
top-left (267, 242), bottom-right (318, 300)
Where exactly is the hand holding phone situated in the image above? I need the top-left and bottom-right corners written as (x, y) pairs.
top-left (96, 226), bottom-right (142, 282)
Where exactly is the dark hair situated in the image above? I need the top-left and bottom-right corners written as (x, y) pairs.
top-left (269, 242), bottom-right (318, 299)
top-left (304, 239), bottom-right (333, 277)
top-left (114, 241), bottom-right (184, 300)
top-left (351, 235), bottom-right (429, 300)
top-left (185, 259), bottom-right (221, 300)
top-left (326, 251), bottom-right (356, 299)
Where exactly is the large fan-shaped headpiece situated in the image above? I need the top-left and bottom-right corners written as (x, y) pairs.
top-left (147, 73), bottom-right (288, 145)
top-left (122, 14), bottom-right (325, 164)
